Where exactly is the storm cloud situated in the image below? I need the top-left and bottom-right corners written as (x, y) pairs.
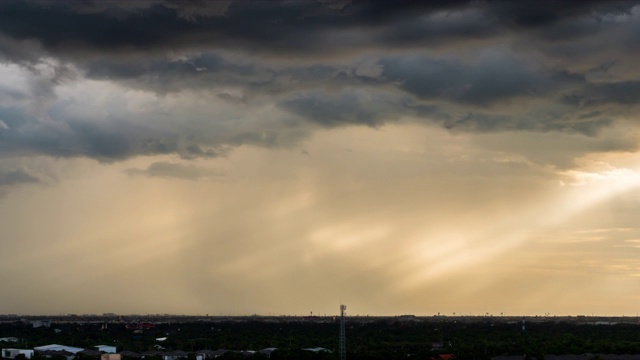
top-left (0, 0), bottom-right (637, 163)
top-left (0, 0), bottom-right (637, 187)
top-left (0, 167), bottom-right (40, 186)
top-left (126, 161), bottom-right (224, 180)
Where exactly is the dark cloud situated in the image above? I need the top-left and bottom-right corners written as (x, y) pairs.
top-left (0, 99), bottom-right (314, 162)
top-left (0, 107), bottom-right (231, 162)
top-left (276, 86), bottom-right (613, 136)
top-left (0, 0), bottom-right (634, 60)
top-left (0, 0), bottom-right (638, 164)
top-left (82, 53), bottom-right (276, 95)
top-left (279, 90), bottom-right (413, 128)
top-left (0, 1), bottom-right (327, 59)
top-left (125, 161), bottom-right (224, 180)
top-left (562, 81), bottom-right (640, 107)
top-left (0, 167), bottom-right (40, 186)
top-left (0, 160), bottom-right (47, 197)
top-left (441, 111), bottom-right (613, 136)
top-left (380, 54), bottom-right (544, 106)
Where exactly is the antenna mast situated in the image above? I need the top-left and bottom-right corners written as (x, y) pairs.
top-left (340, 304), bottom-right (347, 360)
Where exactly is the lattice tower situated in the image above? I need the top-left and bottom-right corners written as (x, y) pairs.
top-left (339, 304), bottom-right (347, 360)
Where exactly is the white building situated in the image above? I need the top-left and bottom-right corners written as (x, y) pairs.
top-left (34, 345), bottom-right (84, 354)
top-left (95, 346), bottom-right (117, 354)
top-left (0, 338), bottom-right (20, 343)
top-left (2, 349), bottom-right (34, 359)
top-left (31, 320), bottom-right (51, 328)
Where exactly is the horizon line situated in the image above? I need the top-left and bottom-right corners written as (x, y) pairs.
top-left (4, 313), bottom-right (639, 318)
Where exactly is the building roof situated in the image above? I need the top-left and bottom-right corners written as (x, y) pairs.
top-left (194, 350), bottom-right (228, 357)
top-left (142, 350), bottom-right (164, 356)
top-left (434, 354), bottom-right (456, 360)
top-left (195, 350), bottom-right (220, 356)
top-left (164, 350), bottom-right (188, 357)
top-left (34, 345), bottom-right (85, 354)
top-left (0, 337), bottom-right (20, 342)
top-left (39, 350), bottom-right (75, 356)
top-left (79, 349), bottom-right (102, 356)
top-left (2, 349), bottom-right (33, 353)
top-left (119, 351), bottom-right (142, 358)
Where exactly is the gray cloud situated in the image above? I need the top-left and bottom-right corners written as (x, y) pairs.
top-left (379, 54), bottom-right (545, 106)
top-left (279, 90), bottom-right (412, 128)
top-left (0, 167), bottom-right (40, 186)
top-left (82, 53), bottom-right (278, 95)
top-left (277, 87), bottom-right (614, 136)
top-left (439, 110), bottom-right (614, 136)
top-left (125, 161), bottom-right (224, 180)
top-left (562, 81), bottom-right (640, 107)
top-left (0, 161), bottom-right (47, 197)
top-left (0, 0), bottom-right (637, 165)
top-left (0, 107), bottom-right (231, 162)
top-left (0, 1), bottom-right (634, 59)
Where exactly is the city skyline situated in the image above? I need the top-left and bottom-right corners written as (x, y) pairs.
top-left (0, 0), bottom-right (640, 316)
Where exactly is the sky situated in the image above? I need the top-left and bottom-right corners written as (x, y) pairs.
top-left (1, 0), bottom-right (640, 317)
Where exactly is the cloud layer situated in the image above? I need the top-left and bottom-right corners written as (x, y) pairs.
top-left (0, 0), bottom-right (638, 169)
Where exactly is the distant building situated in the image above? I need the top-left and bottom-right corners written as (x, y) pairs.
top-left (431, 355), bottom-right (456, 360)
top-left (36, 350), bottom-right (75, 360)
top-left (77, 349), bottom-right (102, 358)
top-left (34, 344), bottom-right (84, 354)
top-left (397, 315), bottom-right (417, 322)
top-left (118, 351), bottom-right (141, 359)
top-left (31, 321), bottom-right (51, 329)
top-left (101, 354), bottom-right (121, 360)
top-left (0, 338), bottom-right (20, 343)
top-left (162, 350), bottom-right (188, 360)
top-left (141, 350), bottom-right (163, 358)
top-left (95, 346), bottom-right (117, 354)
top-left (195, 349), bottom-right (227, 360)
top-left (258, 348), bottom-right (277, 358)
top-left (493, 356), bottom-right (640, 360)
top-left (2, 349), bottom-right (34, 359)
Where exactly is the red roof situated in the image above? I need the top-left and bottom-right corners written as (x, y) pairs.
top-left (433, 354), bottom-right (457, 360)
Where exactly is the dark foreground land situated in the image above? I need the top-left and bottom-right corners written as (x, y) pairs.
top-left (2, 315), bottom-right (640, 360)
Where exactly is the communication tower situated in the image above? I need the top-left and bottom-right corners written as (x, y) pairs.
top-left (339, 304), bottom-right (347, 360)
